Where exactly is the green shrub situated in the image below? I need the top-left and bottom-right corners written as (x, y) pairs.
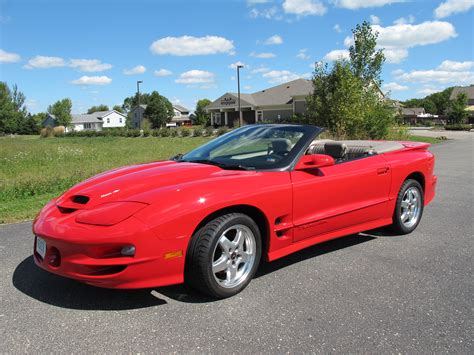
top-left (142, 129), bottom-right (151, 137)
top-left (193, 128), bottom-right (203, 137)
top-left (205, 126), bottom-right (214, 136)
top-left (170, 129), bottom-right (179, 137)
top-left (180, 127), bottom-right (191, 137)
top-left (445, 124), bottom-right (472, 131)
top-left (217, 127), bottom-right (228, 136)
top-left (151, 129), bottom-right (160, 137)
top-left (159, 128), bottom-right (170, 137)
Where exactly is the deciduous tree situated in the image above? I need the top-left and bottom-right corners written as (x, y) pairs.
top-left (87, 104), bottom-right (109, 114)
top-left (47, 98), bottom-right (72, 127)
top-left (144, 91), bottom-right (174, 128)
top-left (194, 99), bottom-right (211, 126)
top-left (449, 92), bottom-right (469, 124)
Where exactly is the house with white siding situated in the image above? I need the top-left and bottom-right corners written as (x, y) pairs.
top-left (43, 110), bottom-right (127, 131)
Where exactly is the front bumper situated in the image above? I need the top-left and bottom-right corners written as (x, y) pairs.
top-left (33, 213), bottom-right (187, 289)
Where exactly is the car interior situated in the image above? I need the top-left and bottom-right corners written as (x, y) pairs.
top-left (306, 140), bottom-right (405, 163)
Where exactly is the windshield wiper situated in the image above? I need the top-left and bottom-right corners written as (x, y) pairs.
top-left (184, 159), bottom-right (253, 171)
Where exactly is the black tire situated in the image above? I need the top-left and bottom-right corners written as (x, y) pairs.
top-left (185, 213), bottom-right (262, 299)
top-left (391, 179), bottom-right (424, 235)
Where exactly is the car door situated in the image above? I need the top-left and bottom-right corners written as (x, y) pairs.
top-left (290, 155), bottom-right (391, 242)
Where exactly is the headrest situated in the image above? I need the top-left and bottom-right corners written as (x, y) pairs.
top-left (272, 139), bottom-right (292, 153)
top-left (324, 142), bottom-right (347, 159)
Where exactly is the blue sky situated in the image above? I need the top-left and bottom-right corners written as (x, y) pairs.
top-left (1, 0), bottom-right (473, 114)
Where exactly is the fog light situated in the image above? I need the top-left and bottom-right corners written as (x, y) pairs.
top-left (121, 245), bottom-right (135, 256)
top-left (48, 247), bottom-right (61, 267)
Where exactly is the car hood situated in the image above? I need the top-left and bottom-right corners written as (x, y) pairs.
top-left (55, 161), bottom-right (253, 210)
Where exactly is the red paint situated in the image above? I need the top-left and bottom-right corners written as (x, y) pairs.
top-left (33, 139), bottom-right (436, 289)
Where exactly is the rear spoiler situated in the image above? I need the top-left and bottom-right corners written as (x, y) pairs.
top-left (398, 141), bottom-right (431, 151)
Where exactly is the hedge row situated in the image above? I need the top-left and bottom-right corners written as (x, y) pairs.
top-left (41, 126), bottom-right (230, 138)
top-left (444, 124), bottom-right (472, 131)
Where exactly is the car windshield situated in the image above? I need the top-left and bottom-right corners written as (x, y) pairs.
top-left (179, 124), bottom-right (322, 170)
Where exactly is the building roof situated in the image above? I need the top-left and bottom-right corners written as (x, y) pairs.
top-left (71, 110), bottom-right (125, 124)
top-left (206, 79), bottom-right (313, 110)
top-left (173, 104), bottom-right (190, 113)
top-left (401, 107), bottom-right (426, 116)
top-left (450, 86), bottom-right (474, 100)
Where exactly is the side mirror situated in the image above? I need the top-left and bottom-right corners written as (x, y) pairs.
top-left (295, 154), bottom-right (335, 170)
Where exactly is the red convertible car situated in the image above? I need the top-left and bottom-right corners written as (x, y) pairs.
top-left (33, 124), bottom-right (437, 298)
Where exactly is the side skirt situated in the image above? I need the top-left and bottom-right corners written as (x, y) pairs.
top-left (267, 217), bottom-right (393, 262)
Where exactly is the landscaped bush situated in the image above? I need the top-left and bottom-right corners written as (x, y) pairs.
top-left (205, 126), bottom-right (214, 137)
top-left (217, 127), bottom-right (228, 136)
top-left (170, 129), bottom-right (179, 137)
top-left (159, 128), bottom-right (170, 137)
top-left (193, 128), bottom-right (203, 137)
top-left (180, 127), bottom-right (191, 137)
top-left (445, 124), bottom-right (472, 131)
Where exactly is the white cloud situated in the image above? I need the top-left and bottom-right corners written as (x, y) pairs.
top-left (69, 59), bottom-right (112, 72)
top-left (383, 48), bottom-right (409, 63)
top-left (249, 6), bottom-right (282, 20)
top-left (244, 85), bottom-right (253, 90)
top-left (251, 66), bottom-right (270, 74)
top-left (123, 65), bottom-right (146, 75)
top-left (250, 52), bottom-right (276, 58)
top-left (394, 67), bottom-right (474, 85)
top-left (382, 82), bottom-right (409, 91)
top-left (150, 35), bottom-right (234, 56)
top-left (71, 76), bottom-right (112, 85)
top-left (154, 68), bottom-right (173, 77)
top-left (344, 21), bottom-right (457, 63)
top-left (323, 49), bottom-right (350, 61)
top-left (333, 24), bottom-right (343, 33)
top-left (370, 15), bottom-right (381, 25)
top-left (417, 87), bottom-right (440, 96)
top-left (434, 0), bottom-right (474, 19)
top-left (263, 35), bottom-right (283, 45)
top-left (282, 0), bottom-right (327, 16)
top-left (296, 49), bottom-right (310, 60)
top-left (24, 55), bottom-right (66, 69)
top-left (175, 70), bottom-right (215, 84)
top-left (228, 61), bottom-right (246, 69)
top-left (0, 49), bottom-right (21, 63)
top-left (335, 0), bottom-right (404, 9)
top-left (437, 60), bottom-right (474, 71)
top-left (393, 15), bottom-right (415, 25)
top-left (262, 70), bottom-right (304, 84)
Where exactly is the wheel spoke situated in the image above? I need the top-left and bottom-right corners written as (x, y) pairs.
top-left (234, 229), bottom-right (245, 250)
top-left (239, 251), bottom-right (250, 264)
top-left (219, 235), bottom-right (233, 253)
top-left (212, 255), bottom-right (228, 273)
top-left (226, 266), bottom-right (237, 282)
top-left (401, 201), bottom-right (409, 209)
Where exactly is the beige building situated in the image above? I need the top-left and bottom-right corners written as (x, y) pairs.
top-left (205, 79), bottom-right (313, 127)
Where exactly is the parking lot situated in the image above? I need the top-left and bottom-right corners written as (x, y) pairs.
top-left (0, 137), bottom-right (472, 353)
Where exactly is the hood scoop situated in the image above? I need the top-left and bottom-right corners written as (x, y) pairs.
top-left (71, 195), bottom-right (90, 204)
top-left (56, 194), bottom-right (91, 213)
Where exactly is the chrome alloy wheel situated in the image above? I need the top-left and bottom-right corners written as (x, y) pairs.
top-left (211, 224), bottom-right (256, 289)
top-left (400, 186), bottom-right (422, 228)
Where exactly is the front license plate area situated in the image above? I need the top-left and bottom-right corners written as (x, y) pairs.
top-left (36, 237), bottom-right (46, 259)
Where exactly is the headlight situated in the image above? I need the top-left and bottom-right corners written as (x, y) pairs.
top-left (75, 201), bottom-right (148, 226)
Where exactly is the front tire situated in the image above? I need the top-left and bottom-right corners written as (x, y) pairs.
top-left (185, 213), bottom-right (262, 298)
top-left (391, 179), bottom-right (424, 234)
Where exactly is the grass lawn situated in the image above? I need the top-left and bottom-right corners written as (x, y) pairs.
top-left (406, 135), bottom-right (444, 144)
top-left (0, 135), bottom-right (211, 224)
top-left (0, 133), bottom-right (443, 224)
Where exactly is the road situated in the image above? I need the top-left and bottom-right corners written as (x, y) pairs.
top-left (409, 128), bottom-right (473, 140)
top-left (1, 138), bottom-right (473, 353)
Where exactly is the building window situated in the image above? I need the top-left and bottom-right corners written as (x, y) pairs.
top-left (257, 111), bottom-right (263, 122)
top-left (84, 123), bottom-right (92, 129)
top-left (107, 118), bottom-right (110, 124)
top-left (119, 117), bottom-right (122, 123)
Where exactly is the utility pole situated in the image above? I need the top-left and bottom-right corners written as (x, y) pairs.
top-left (237, 65), bottom-right (244, 127)
top-left (137, 80), bottom-right (143, 129)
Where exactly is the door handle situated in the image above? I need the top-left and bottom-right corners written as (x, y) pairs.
top-left (377, 167), bottom-right (390, 175)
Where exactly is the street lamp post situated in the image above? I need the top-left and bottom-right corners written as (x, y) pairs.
top-left (237, 65), bottom-right (244, 127)
top-left (137, 80), bottom-right (143, 129)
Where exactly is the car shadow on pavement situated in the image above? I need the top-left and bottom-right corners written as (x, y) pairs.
top-left (12, 256), bottom-right (167, 310)
top-left (13, 232), bottom-right (383, 308)
top-left (156, 232), bottom-right (377, 303)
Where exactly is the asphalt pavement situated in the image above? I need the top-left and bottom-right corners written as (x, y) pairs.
top-left (1, 138), bottom-right (473, 353)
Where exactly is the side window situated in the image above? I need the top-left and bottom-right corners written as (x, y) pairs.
top-left (107, 118), bottom-right (110, 124)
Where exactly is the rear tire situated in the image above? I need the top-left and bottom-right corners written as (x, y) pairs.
top-left (185, 213), bottom-right (261, 299)
top-left (391, 179), bottom-right (424, 234)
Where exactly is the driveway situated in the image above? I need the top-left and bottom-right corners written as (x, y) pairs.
top-left (409, 128), bottom-right (473, 140)
top-left (0, 139), bottom-right (473, 353)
